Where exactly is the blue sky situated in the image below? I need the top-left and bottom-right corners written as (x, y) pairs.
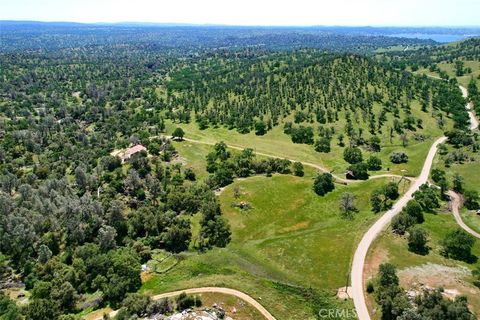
top-left (1, 0), bottom-right (479, 26)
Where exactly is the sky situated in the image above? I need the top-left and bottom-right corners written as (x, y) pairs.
top-left (1, 0), bottom-right (479, 26)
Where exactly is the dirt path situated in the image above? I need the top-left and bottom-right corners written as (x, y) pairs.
top-left (179, 136), bottom-right (352, 183)
top-left (448, 191), bottom-right (480, 239)
top-left (350, 136), bottom-right (447, 320)
top-left (459, 85), bottom-right (479, 131)
top-left (96, 287), bottom-right (274, 320)
top-left (167, 136), bottom-right (407, 184)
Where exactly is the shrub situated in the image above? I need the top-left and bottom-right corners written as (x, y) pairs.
top-left (369, 136), bottom-right (381, 152)
top-left (343, 146), bottom-right (363, 164)
top-left (403, 199), bottom-right (424, 223)
top-left (441, 229), bottom-right (476, 262)
top-left (366, 281), bottom-right (375, 294)
top-left (413, 184), bottom-right (439, 212)
top-left (378, 263), bottom-right (399, 287)
top-left (347, 162), bottom-right (369, 180)
top-left (464, 190), bottom-right (480, 210)
top-left (122, 293), bottom-right (151, 316)
top-left (172, 127), bottom-right (185, 140)
top-left (408, 227), bottom-right (429, 255)
top-left (366, 155), bottom-right (382, 171)
top-left (431, 168), bottom-right (446, 183)
top-left (391, 213), bottom-right (416, 234)
top-left (146, 298), bottom-right (172, 315)
top-left (383, 182), bottom-right (399, 200)
top-left (390, 152), bottom-right (408, 164)
top-left (255, 121), bottom-right (267, 135)
top-left (290, 126), bottom-right (314, 144)
top-left (292, 162), bottom-right (304, 177)
top-left (176, 293), bottom-right (201, 311)
top-left (313, 173), bottom-right (335, 196)
top-left (314, 137), bottom-right (331, 153)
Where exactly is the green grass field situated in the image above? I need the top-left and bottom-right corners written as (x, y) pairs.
top-left (171, 141), bottom-right (211, 179)
top-left (165, 99), bottom-right (449, 177)
top-left (142, 174), bottom-right (407, 319)
top-left (415, 60), bottom-right (480, 88)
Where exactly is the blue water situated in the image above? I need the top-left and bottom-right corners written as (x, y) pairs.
top-left (389, 33), bottom-right (475, 43)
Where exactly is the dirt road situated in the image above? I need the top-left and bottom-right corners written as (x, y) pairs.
top-left (179, 136), bottom-right (352, 183)
top-left (350, 136), bottom-right (447, 320)
top-left (352, 84), bottom-right (478, 320)
top-left (448, 191), bottom-right (480, 239)
top-left (99, 287), bottom-right (275, 320)
top-left (167, 136), bottom-right (408, 184)
top-left (459, 85), bottom-right (479, 130)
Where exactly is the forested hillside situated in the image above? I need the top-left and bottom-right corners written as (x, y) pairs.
top-left (379, 38), bottom-right (480, 69)
top-left (379, 38), bottom-right (480, 114)
top-left (0, 23), bottom-right (476, 319)
top-left (167, 50), bottom-right (469, 136)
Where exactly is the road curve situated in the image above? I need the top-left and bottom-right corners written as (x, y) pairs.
top-left (448, 191), bottom-right (480, 239)
top-left (350, 136), bottom-right (447, 320)
top-left (98, 287), bottom-right (275, 320)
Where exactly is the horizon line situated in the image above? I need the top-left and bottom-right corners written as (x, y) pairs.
top-left (2, 19), bottom-right (480, 29)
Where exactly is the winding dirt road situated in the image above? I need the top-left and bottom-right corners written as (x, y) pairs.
top-left (351, 84), bottom-right (478, 320)
top-left (98, 287), bottom-right (275, 320)
top-left (350, 136), bottom-right (447, 320)
top-left (448, 191), bottom-right (480, 239)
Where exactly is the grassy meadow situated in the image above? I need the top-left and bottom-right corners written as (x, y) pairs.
top-left (142, 172), bottom-right (407, 319)
top-left (415, 60), bottom-right (480, 87)
top-left (165, 99), bottom-right (450, 178)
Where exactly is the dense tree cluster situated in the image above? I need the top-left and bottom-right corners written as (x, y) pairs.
top-left (390, 184), bottom-right (439, 235)
top-left (205, 142), bottom-right (292, 188)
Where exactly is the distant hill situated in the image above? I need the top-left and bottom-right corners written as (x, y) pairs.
top-left (0, 21), bottom-right (443, 53)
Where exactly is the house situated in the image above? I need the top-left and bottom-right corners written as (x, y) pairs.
top-left (124, 144), bottom-right (147, 161)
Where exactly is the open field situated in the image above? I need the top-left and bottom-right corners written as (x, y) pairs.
top-left (461, 208), bottom-right (480, 236)
top-left (415, 60), bottom-right (480, 87)
top-left (141, 174), bottom-right (407, 318)
top-left (165, 100), bottom-right (449, 178)
top-left (171, 140), bottom-right (212, 179)
top-left (365, 207), bottom-right (480, 318)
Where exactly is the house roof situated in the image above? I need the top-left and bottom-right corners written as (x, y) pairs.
top-left (124, 144), bottom-right (146, 159)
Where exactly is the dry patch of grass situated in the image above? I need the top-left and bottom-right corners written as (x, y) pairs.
top-left (278, 221), bottom-right (311, 233)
